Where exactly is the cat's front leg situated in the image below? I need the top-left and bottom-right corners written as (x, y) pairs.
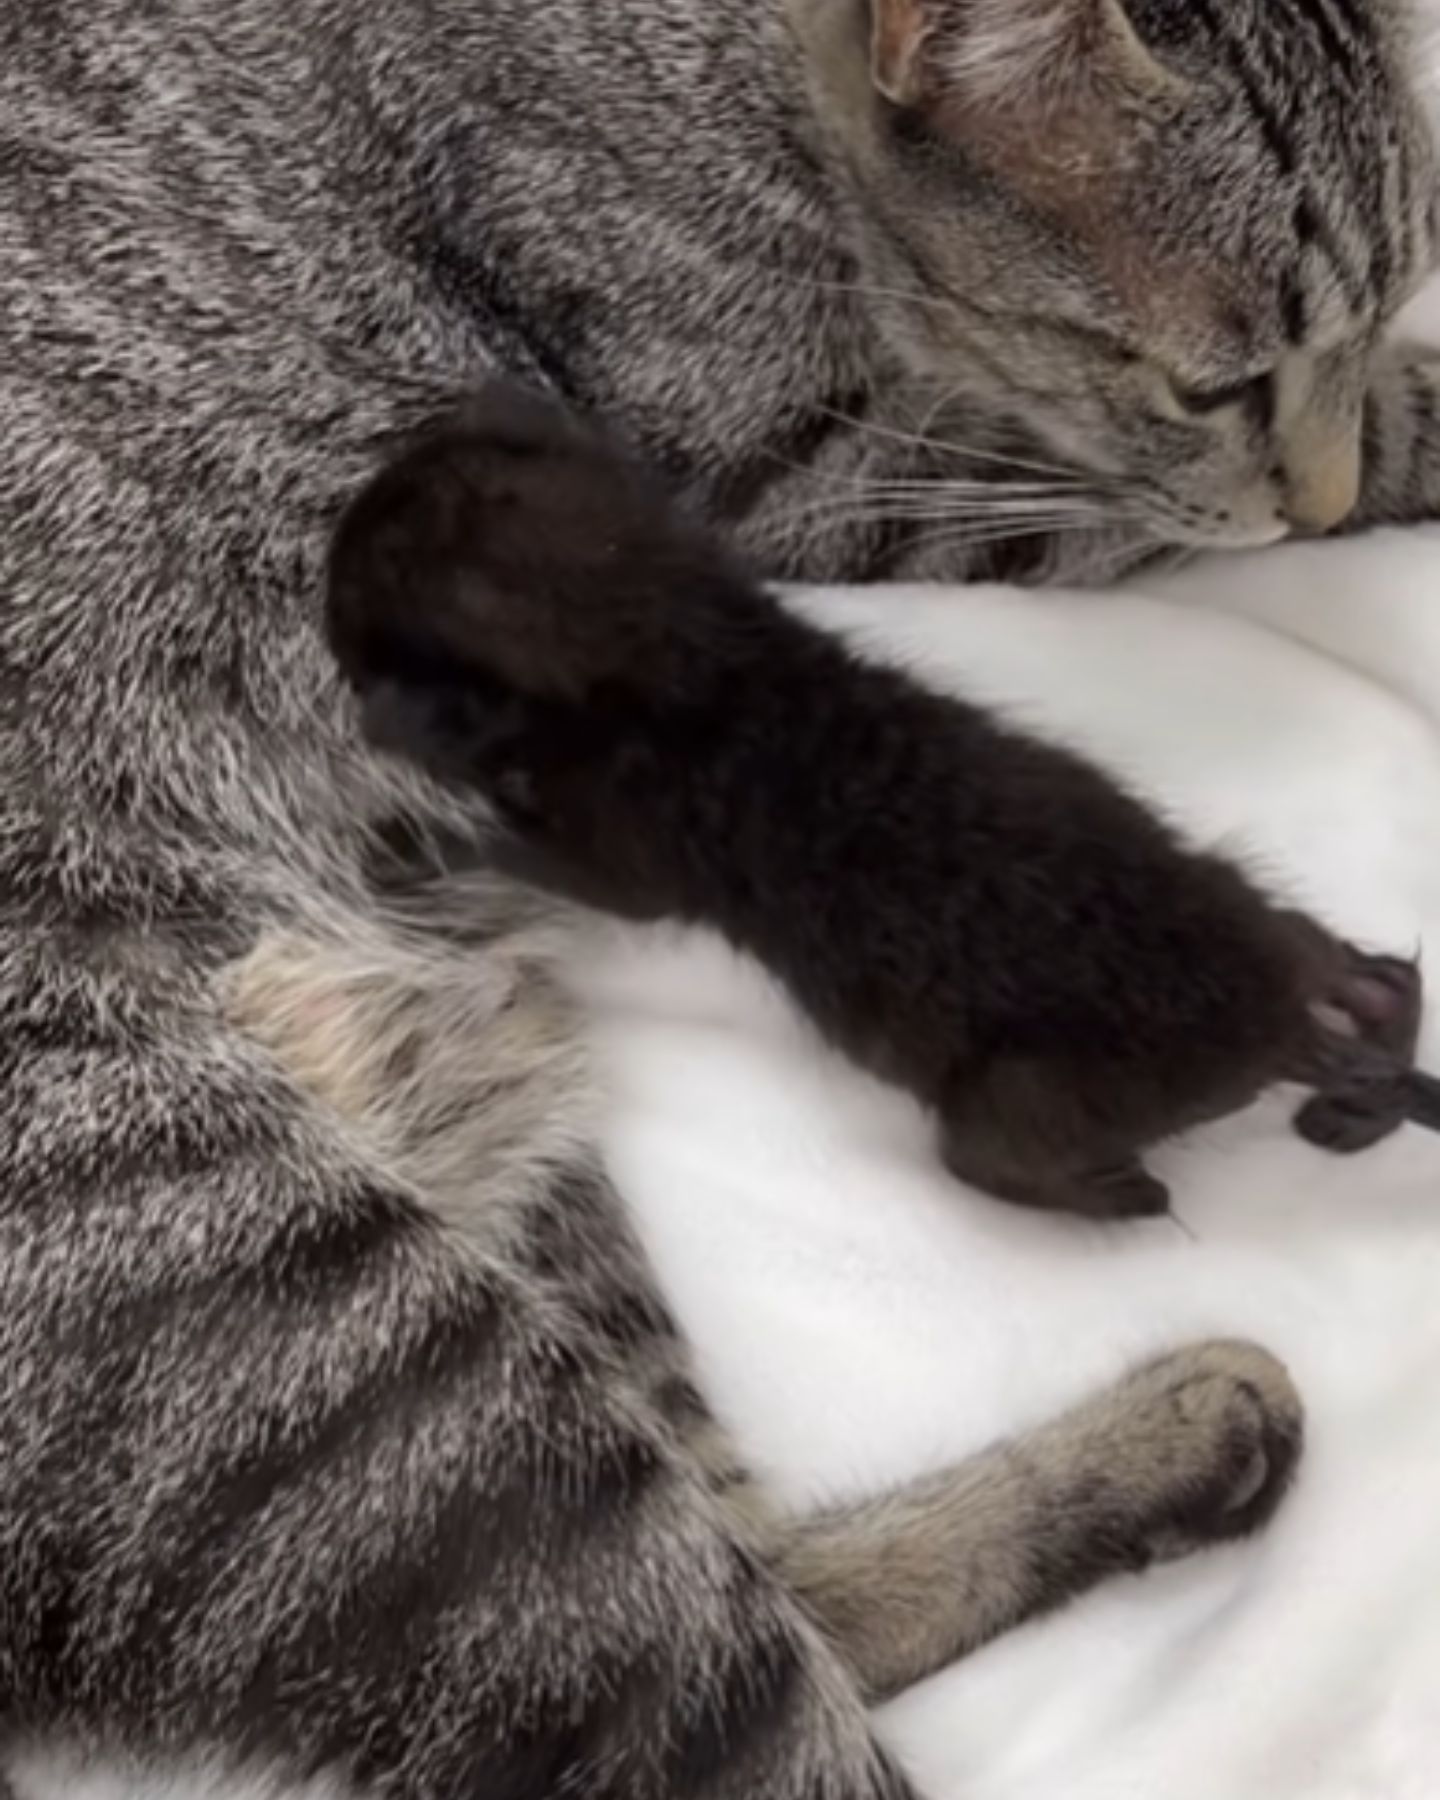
top-left (1345, 340), bottom-right (1440, 531)
top-left (768, 1339), bottom-right (1304, 1703)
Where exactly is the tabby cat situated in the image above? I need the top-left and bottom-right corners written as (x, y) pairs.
top-left (0, 0), bottom-right (1433, 1794)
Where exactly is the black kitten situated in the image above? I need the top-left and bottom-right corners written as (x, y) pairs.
top-left (327, 384), bottom-right (1437, 1220)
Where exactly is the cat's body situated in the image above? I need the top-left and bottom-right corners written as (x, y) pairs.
top-left (0, 0), bottom-right (1435, 1792)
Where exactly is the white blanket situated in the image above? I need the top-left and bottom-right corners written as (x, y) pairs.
top-left (573, 514), bottom-right (1440, 1800)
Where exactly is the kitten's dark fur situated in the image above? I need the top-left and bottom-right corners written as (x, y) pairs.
top-left (329, 385), bottom-right (1438, 1220)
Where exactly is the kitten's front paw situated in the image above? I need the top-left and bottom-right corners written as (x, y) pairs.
top-left (1115, 1339), bottom-right (1305, 1561)
top-left (1294, 1084), bottom-right (1409, 1153)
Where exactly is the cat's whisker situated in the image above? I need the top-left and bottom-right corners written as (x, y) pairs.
top-left (903, 513), bottom-right (1135, 562)
top-left (792, 272), bottom-right (972, 316)
top-left (771, 446), bottom-right (1093, 496)
top-left (900, 509), bottom-right (1111, 529)
top-left (777, 491), bottom-right (1110, 528)
top-left (790, 467), bottom-right (1089, 492)
top-left (913, 381), bottom-right (973, 456)
top-left (756, 429), bottom-right (1099, 512)
top-left (781, 476), bottom-right (1095, 503)
top-left (774, 462), bottom-right (1102, 507)
top-left (778, 506), bottom-right (1118, 544)
top-left (782, 497), bottom-right (1105, 527)
top-left (812, 403), bottom-right (1102, 486)
top-left (774, 469), bottom-right (1126, 532)
top-left (762, 481), bottom-right (1105, 531)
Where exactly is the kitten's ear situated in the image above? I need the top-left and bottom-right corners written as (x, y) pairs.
top-left (871, 0), bottom-right (1185, 115)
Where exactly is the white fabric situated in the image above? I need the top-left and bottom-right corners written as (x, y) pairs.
top-left (573, 518), bottom-right (1440, 1800)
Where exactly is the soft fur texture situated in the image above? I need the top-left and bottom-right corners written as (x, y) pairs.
top-left (326, 384), bottom-right (1440, 1221)
top-left (0, 0), bottom-right (1437, 1791)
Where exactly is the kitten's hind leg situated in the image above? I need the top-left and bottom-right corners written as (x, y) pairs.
top-left (765, 1340), bottom-right (1302, 1703)
top-left (941, 1122), bottom-right (1170, 1220)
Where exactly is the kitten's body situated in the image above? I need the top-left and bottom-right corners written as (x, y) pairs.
top-left (328, 388), bottom-right (1437, 1220)
top-left (0, 0), bottom-right (1433, 1792)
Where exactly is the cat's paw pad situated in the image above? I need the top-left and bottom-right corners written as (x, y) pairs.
top-left (1121, 1339), bottom-right (1304, 1560)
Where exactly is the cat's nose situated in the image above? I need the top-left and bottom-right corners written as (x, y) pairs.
top-left (1279, 432), bottom-right (1361, 534)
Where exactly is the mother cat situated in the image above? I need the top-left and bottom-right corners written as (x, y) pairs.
top-left (0, 2), bottom-right (1435, 1796)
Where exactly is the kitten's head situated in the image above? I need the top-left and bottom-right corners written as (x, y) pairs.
top-left (326, 386), bottom-right (749, 920)
top-left (807, 0), bottom-right (1436, 545)
top-left (328, 385), bottom-right (749, 711)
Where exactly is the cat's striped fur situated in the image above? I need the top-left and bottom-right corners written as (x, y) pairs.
top-left (0, 0), bottom-right (1432, 1793)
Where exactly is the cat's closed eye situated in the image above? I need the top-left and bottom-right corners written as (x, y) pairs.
top-left (1169, 371), bottom-right (1275, 421)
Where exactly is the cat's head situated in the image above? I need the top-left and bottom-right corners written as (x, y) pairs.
top-left (803, 0), bottom-right (1437, 545)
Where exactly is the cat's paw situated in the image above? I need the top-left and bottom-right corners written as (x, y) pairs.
top-left (1112, 1339), bottom-right (1304, 1561)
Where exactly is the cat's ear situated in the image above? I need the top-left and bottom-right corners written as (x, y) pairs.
top-left (870, 0), bottom-right (933, 107)
top-left (870, 0), bottom-right (1185, 115)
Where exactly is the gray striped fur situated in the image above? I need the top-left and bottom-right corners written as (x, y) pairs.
top-left (0, 0), bottom-right (1429, 1790)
